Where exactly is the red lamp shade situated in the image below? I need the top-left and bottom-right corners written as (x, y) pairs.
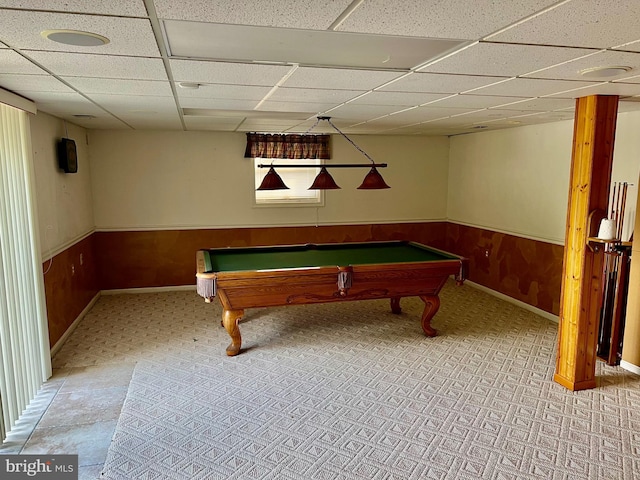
top-left (357, 167), bottom-right (390, 189)
top-left (257, 166), bottom-right (289, 190)
top-left (308, 167), bottom-right (341, 189)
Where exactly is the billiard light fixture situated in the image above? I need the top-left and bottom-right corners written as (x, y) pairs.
top-left (257, 116), bottom-right (390, 190)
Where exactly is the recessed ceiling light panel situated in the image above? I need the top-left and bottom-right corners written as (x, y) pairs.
top-left (579, 66), bottom-right (632, 78)
top-left (41, 29), bottom-right (110, 47)
top-left (164, 21), bottom-right (467, 71)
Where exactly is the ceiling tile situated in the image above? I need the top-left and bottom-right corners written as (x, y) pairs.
top-left (377, 72), bottom-right (507, 94)
top-left (184, 116), bottom-right (244, 131)
top-left (4, 0), bottom-right (638, 134)
top-left (419, 42), bottom-right (598, 77)
top-left (118, 115), bottom-right (183, 130)
top-left (523, 50), bottom-right (640, 81)
top-left (427, 94), bottom-right (529, 109)
top-left (169, 60), bottom-right (293, 86)
top-left (325, 104), bottom-right (409, 121)
top-left (439, 109), bottom-right (517, 124)
top-left (337, 0), bottom-right (558, 39)
top-left (509, 111), bottom-right (575, 123)
top-left (616, 40), bottom-right (640, 53)
top-left (62, 77), bottom-right (173, 96)
top-left (176, 84), bottom-right (270, 101)
top-left (0, 11), bottom-right (159, 56)
top-left (347, 91), bottom-right (451, 107)
top-left (616, 74), bottom-right (640, 85)
top-left (183, 108), bottom-right (311, 121)
top-left (282, 67), bottom-right (403, 91)
top-left (84, 94), bottom-right (178, 114)
top-left (544, 82), bottom-right (640, 98)
top-left (256, 100), bottom-right (334, 114)
top-left (487, 0), bottom-right (640, 49)
top-left (491, 97), bottom-right (576, 111)
top-left (0, 49), bottom-right (47, 74)
top-left (154, 0), bottom-right (353, 29)
top-left (236, 119), bottom-right (306, 132)
top-left (25, 52), bottom-right (168, 80)
top-left (267, 87), bottom-right (363, 104)
top-left (0, 74), bottom-right (73, 93)
top-left (68, 117), bottom-right (130, 129)
top-left (468, 77), bottom-right (599, 97)
top-left (178, 98), bottom-right (260, 110)
top-left (367, 105), bottom-right (480, 124)
top-left (29, 91), bottom-right (110, 115)
top-left (0, 0), bottom-right (148, 16)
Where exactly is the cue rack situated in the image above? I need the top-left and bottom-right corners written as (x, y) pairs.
top-left (596, 181), bottom-right (633, 366)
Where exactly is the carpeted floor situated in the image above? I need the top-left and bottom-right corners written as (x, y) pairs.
top-left (53, 282), bottom-right (640, 479)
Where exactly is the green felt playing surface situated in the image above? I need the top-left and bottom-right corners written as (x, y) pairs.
top-left (202, 241), bottom-right (458, 273)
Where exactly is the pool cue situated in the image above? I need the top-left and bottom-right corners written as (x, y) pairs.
top-left (598, 182), bottom-right (622, 357)
top-left (617, 182), bottom-right (628, 240)
top-left (598, 183), bottom-right (614, 354)
top-left (608, 181), bottom-right (629, 364)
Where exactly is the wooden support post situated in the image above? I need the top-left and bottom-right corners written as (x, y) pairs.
top-left (554, 95), bottom-right (619, 391)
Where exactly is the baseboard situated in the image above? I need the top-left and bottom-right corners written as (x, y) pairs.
top-left (465, 280), bottom-right (559, 323)
top-left (620, 360), bottom-right (640, 375)
top-left (101, 285), bottom-right (197, 295)
top-left (50, 291), bottom-right (101, 357)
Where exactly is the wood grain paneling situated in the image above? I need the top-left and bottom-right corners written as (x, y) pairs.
top-left (45, 221), bottom-right (566, 350)
top-left (93, 223), bottom-right (448, 290)
top-left (42, 235), bottom-right (98, 347)
top-left (446, 223), bottom-right (563, 315)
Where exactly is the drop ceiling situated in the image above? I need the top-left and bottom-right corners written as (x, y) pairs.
top-left (2, 0), bottom-right (640, 135)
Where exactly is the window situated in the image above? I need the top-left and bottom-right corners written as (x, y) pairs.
top-left (254, 158), bottom-right (323, 206)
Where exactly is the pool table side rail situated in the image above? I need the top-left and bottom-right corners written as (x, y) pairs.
top-left (196, 257), bottom-right (465, 311)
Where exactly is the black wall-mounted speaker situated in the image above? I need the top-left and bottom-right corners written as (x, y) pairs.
top-left (57, 138), bottom-right (78, 173)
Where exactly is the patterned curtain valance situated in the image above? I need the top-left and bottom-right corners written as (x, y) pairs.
top-left (244, 133), bottom-right (331, 159)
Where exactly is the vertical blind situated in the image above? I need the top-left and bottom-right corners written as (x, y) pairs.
top-left (0, 102), bottom-right (51, 440)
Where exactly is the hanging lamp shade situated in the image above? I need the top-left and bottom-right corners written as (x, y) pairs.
top-left (357, 167), bottom-right (390, 189)
top-left (308, 166), bottom-right (341, 190)
top-left (257, 166), bottom-right (289, 190)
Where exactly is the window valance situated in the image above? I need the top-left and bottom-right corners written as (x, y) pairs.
top-left (244, 133), bottom-right (331, 159)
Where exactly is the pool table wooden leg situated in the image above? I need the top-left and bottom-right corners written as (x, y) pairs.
top-left (419, 295), bottom-right (440, 337)
top-left (390, 296), bottom-right (402, 314)
top-left (222, 309), bottom-right (243, 356)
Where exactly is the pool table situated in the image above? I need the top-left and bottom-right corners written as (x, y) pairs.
top-left (196, 241), bottom-right (467, 356)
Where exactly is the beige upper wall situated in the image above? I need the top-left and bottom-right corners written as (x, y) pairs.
top-left (29, 112), bottom-right (94, 259)
top-left (88, 130), bottom-right (450, 230)
top-left (29, 105), bottom-right (640, 250)
top-left (447, 110), bottom-right (640, 245)
top-left (448, 121), bottom-right (574, 244)
top-left (610, 110), bottom-right (640, 242)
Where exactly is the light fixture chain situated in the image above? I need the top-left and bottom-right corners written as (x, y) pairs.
top-left (304, 117), bottom-right (322, 135)
top-left (324, 117), bottom-right (375, 164)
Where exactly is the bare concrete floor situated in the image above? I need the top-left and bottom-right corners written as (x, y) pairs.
top-left (0, 363), bottom-right (134, 479)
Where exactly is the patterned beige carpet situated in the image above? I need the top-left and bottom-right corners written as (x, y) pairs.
top-left (53, 283), bottom-right (640, 479)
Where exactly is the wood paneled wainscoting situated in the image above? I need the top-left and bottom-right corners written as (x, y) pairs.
top-left (446, 223), bottom-right (563, 316)
top-left (92, 223), bottom-right (449, 290)
top-left (43, 234), bottom-right (99, 349)
top-left (42, 221), bottom-right (565, 351)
